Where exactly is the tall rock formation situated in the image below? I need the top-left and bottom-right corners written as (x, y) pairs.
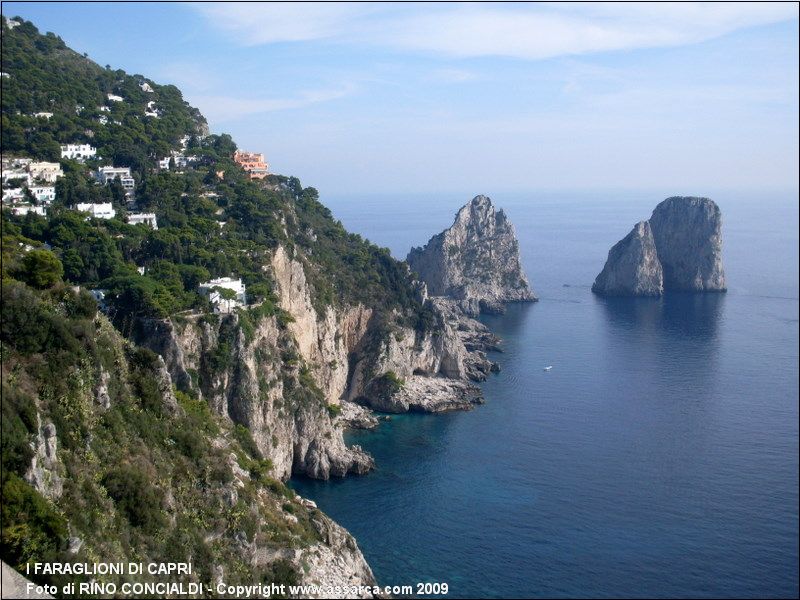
top-left (593, 196), bottom-right (726, 296)
top-left (648, 196), bottom-right (726, 292)
top-left (591, 221), bottom-right (663, 296)
top-left (406, 195), bottom-right (536, 314)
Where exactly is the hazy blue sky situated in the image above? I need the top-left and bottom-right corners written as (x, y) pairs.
top-left (6, 2), bottom-right (799, 195)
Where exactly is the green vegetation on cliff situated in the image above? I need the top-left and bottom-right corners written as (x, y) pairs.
top-left (1, 243), bottom-right (322, 590)
top-left (1, 15), bottom-right (426, 593)
top-left (1, 17), bottom-right (205, 168)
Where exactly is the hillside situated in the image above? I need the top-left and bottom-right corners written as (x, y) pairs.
top-left (1, 17), bottom-right (206, 168)
top-left (1, 16), bottom-right (494, 597)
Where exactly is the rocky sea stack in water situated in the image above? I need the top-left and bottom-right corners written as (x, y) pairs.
top-left (406, 195), bottom-right (536, 315)
top-left (592, 196), bottom-right (726, 296)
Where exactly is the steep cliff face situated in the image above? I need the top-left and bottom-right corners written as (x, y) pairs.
top-left (1, 282), bottom-right (377, 596)
top-left (592, 221), bottom-right (663, 296)
top-left (136, 243), bottom-right (503, 468)
top-left (134, 311), bottom-right (373, 482)
top-left (344, 297), bottom-right (500, 413)
top-left (649, 196), bottom-right (726, 292)
top-left (593, 196), bottom-right (726, 297)
top-left (407, 195), bottom-right (536, 314)
top-left (271, 246), bottom-right (373, 406)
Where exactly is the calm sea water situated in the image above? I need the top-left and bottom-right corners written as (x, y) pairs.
top-left (292, 191), bottom-right (799, 598)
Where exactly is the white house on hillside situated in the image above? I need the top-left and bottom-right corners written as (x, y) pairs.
top-left (107, 93), bottom-right (123, 102)
top-left (95, 166), bottom-right (135, 191)
top-left (2, 168), bottom-right (31, 186)
top-left (29, 186), bottom-right (56, 204)
top-left (76, 202), bottom-right (116, 220)
top-left (28, 162), bottom-right (63, 183)
top-left (158, 154), bottom-right (198, 170)
top-left (198, 277), bottom-right (247, 313)
top-left (127, 212), bottom-right (158, 229)
top-left (140, 82), bottom-right (154, 93)
top-left (61, 144), bottom-right (97, 161)
top-left (2, 188), bottom-right (25, 203)
top-left (11, 205), bottom-right (47, 217)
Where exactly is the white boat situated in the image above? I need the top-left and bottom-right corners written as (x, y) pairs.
top-left (543, 366), bottom-right (553, 371)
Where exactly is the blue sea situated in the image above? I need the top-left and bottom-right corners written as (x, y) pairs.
top-left (291, 191), bottom-right (799, 598)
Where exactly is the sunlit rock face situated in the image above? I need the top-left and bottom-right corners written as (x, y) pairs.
top-left (407, 195), bottom-right (536, 315)
top-left (593, 196), bottom-right (726, 297)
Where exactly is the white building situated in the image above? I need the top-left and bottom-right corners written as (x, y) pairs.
top-left (127, 212), bottom-right (158, 229)
top-left (60, 144), bottom-right (97, 161)
top-left (107, 93), bottom-right (123, 102)
top-left (29, 186), bottom-right (56, 204)
top-left (76, 202), bottom-right (116, 219)
top-left (28, 162), bottom-right (63, 183)
top-left (33, 112), bottom-right (53, 119)
top-left (98, 115), bottom-right (109, 125)
top-left (95, 166), bottom-right (135, 190)
top-left (2, 188), bottom-right (25, 203)
top-left (6, 157), bottom-right (32, 168)
top-left (11, 205), bottom-right (47, 217)
top-left (158, 154), bottom-right (198, 170)
top-left (98, 105), bottom-right (111, 112)
top-left (198, 277), bottom-right (247, 313)
top-left (140, 82), bottom-right (154, 93)
top-left (2, 168), bottom-right (31, 186)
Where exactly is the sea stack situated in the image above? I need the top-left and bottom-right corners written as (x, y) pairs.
top-left (591, 221), bottom-right (663, 296)
top-left (407, 195), bottom-right (536, 314)
top-left (648, 196), bottom-right (726, 292)
top-left (593, 196), bottom-right (726, 297)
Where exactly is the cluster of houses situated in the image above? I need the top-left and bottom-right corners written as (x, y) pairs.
top-left (1, 154), bottom-right (157, 228)
top-left (2, 157), bottom-right (63, 216)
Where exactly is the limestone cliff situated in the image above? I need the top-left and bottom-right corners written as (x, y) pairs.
top-left (592, 221), bottom-right (663, 296)
top-left (407, 195), bottom-right (536, 315)
top-left (134, 244), bottom-right (500, 481)
top-left (649, 196), bottom-right (726, 292)
top-left (133, 312), bottom-right (373, 482)
top-left (593, 196), bottom-right (726, 297)
top-left (2, 284), bottom-right (378, 597)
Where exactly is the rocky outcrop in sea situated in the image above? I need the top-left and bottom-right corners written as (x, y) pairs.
top-left (407, 195), bottom-right (536, 315)
top-left (593, 196), bottom-right (726, 296)
top-left (591, 221), bottom-right (663, 296)
top-left (649, 196), bottom-right (726, 292)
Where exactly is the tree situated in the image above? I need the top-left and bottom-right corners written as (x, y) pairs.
top-left (16, 249), bottom-right (63, 288)
top-left (212, 286), bottom-right (238, 312)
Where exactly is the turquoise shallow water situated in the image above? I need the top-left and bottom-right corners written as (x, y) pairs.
top-left (292, 191), bottom-right (799, 598)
